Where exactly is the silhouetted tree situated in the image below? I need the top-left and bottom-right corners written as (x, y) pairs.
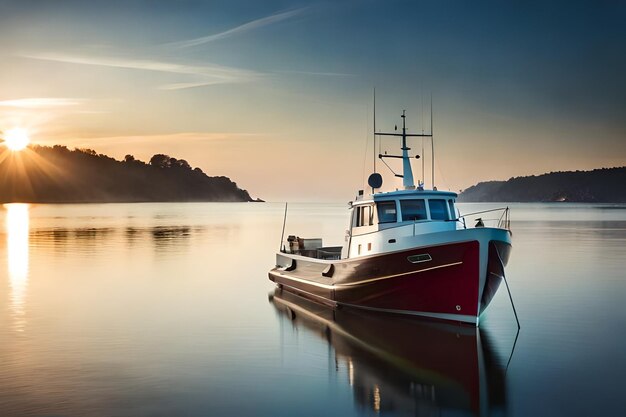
top-left (150, 154), bottom-right (170, 168)
top-left (0, 146), bottom-right (256, 203)
top-left (175, 159), bottom-right (191, 169)
top-left (459, 167), bottom-right (626, 202)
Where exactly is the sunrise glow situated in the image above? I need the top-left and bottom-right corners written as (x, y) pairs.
top-left (3, 128), bottom-right (30, 151)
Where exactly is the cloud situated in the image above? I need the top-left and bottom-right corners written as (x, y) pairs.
top-left (166, 8), bottom-right (307, 48)
top-left (158, 80), bottom-right (225, 90)
top-left (18, 7), bottom-right (321, 91)
top-left (0, 98), bottom-right (86, 108)
top-left (54, 132), bottom-right (262, 145)
top-left (21, 52), bottom-right (263, 88)
top-left (75, 110), bottom-right (109, 115)
top-left (273, 70), bottom-right (355, 77)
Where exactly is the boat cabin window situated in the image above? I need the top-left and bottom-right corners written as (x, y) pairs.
top-left (428, 199), bottom-right (450, 221)
top-left (448, 200), bottom-right (456, 219)
top-left (376, 201), bottom-right (397, 223)
top-left (354, 205), bottom-right (374, 227)
top-left (400, 199), bottom-right (427, 221)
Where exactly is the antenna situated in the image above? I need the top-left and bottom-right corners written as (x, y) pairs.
top-left (373, 88), bottom-right (376, 175)
top-left (431, 94), bottom-right (435, 190)
top-left (421, 137), bottom-right (425, 187)
top-left (279, 202), bottom-right (288, 252)
top-left (376, 111), bottom-right (429, 189)
top-left (421, 95), bottom-right (425, 187)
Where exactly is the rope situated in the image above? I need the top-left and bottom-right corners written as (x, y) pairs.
top-left (494, 245), bottom-right (521, 330)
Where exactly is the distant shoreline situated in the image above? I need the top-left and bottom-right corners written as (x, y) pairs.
top-left (0, 145), bottom-right (261, 204)
top-left (1, 200), bottom-right (265, 204)
top-left (458, 167), bottom-right (626, 203)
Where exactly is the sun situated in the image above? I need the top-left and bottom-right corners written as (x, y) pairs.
top-left (3, 128), bottom-right (30, 151)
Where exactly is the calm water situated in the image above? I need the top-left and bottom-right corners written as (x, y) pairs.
top-left (0, 202), bottom-right (625, 416)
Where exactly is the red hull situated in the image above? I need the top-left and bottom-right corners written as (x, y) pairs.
top-left (270, 238), bottom-right (512, 324)
top-left (270, 238), bottom-right (517, 324)
top-left (334, 241), bottom-right (480, 318)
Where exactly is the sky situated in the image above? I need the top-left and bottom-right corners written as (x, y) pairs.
top-left (0, 0), bottom-right (624, 201)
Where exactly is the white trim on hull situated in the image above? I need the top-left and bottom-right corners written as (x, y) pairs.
top-left (272, 260), bottom-right (463, 289)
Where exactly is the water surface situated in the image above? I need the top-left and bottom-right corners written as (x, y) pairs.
top-left (0, 202), bottom-right (625, 416)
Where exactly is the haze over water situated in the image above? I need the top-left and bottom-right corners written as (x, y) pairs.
top-left (0, 202), bottom-right (625, 416)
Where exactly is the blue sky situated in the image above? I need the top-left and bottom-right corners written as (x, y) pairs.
top-left (0, 0), bottom-right (624, 200)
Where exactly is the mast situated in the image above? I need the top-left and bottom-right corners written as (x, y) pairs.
top-left (400, 110), bottom-right (414, 188)
top-left (377, 111), bottom-right (432, 190)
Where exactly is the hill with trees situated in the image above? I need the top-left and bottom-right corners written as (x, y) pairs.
top-left (0, 145), bottom-right (257, 203)
top-left (458, 167), bottom-right (626, 202)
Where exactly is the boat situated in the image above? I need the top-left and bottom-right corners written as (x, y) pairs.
top-left (269, 108), bottom-right (513, 326)
top-left (270, 289), bottom-right (509, 416)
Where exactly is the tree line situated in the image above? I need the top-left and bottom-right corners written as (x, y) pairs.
top-left (0, 145), bottom-right (256, 203)
top-left (459, 167), bottom-right (626, 202)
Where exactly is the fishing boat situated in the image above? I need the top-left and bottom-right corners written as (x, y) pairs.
top-left (269, 108), bottom-right (513, 326)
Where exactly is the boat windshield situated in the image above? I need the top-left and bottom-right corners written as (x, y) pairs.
top-left (400, 200), bottom-right (427, 221)
top-left (448, 199), bottom-right (456, 219)
top-left (428, 199), bottom-right (450, 221)
top-left (376, 201), bottom-right (397, 223)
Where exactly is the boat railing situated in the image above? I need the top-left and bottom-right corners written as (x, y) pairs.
top-left (454, 207), bottom-right (511, 231)
top-left (283, 246), bottom-right (342, 260)
top-left (281, 239), bottom-right (342, 260)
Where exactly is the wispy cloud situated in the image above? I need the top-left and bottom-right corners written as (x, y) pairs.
top-left (0, 98), bottom-right (86, 108)
top-left (21, 52), bottom-right (263, 89)
top-left (166, 8), bottom-right (307, 48)
top-left (158, 80), bottom-right (225, 91)
top-left (18, 7), bottom-right (327, 91)
top-left (49, 132), bottom-right (262, 147)
top-left (75, 110), bottom-right (110, 115)
top-left (274, 70), bottom-right (355, 77)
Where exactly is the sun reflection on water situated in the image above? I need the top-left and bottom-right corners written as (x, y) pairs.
top-left (5, 203), bottom-right (30, 332)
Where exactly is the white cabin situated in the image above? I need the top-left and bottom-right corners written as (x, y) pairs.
top-left (343, 189), bottom-right (459, 259)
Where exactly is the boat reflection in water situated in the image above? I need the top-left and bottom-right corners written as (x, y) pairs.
top-left (270, 289), bottom-right (508, 416)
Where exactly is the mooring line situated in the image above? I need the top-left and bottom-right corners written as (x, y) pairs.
top-left (494, 246), bottom-right (520, 329)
